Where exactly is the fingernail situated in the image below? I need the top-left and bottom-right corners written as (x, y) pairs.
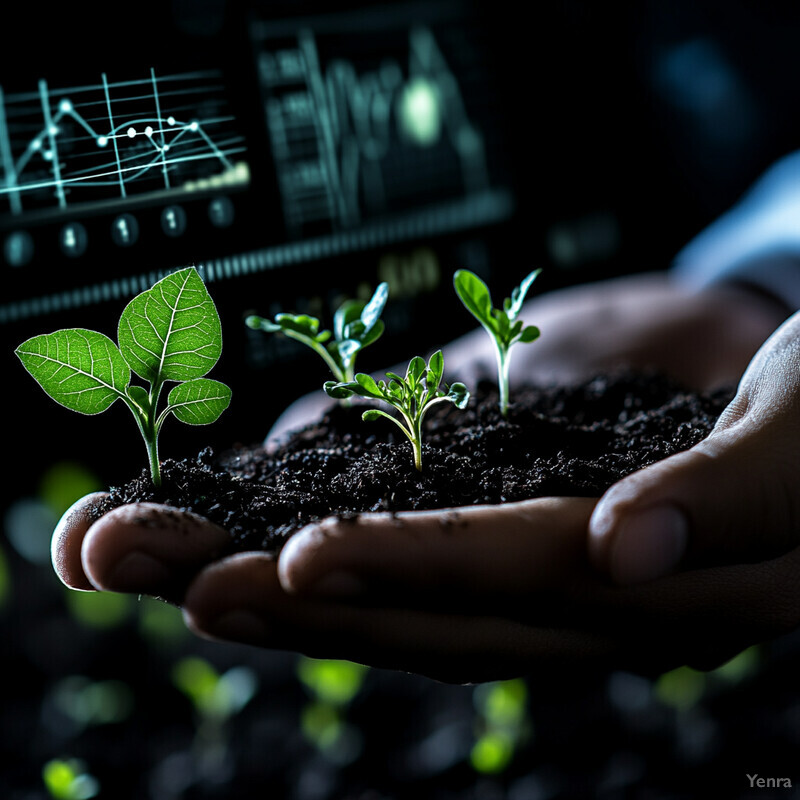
top-left (108, 552), bottom-right (170, 591)
top-left (309, 570), bottom-right (365, 598)
top-left (610, 505), bottom-right (688, 585)
top-left (208, 611), bottom-right (269, 643)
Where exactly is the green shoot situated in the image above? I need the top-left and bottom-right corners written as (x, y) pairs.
top-left (246, 282), bottom-right (389, 383)
top-left (453, 269), bottom-right (541, 417)
top-left (324, 350), bottom-right (469, 471)
top-left (16, 267), bottom-right (231, 488)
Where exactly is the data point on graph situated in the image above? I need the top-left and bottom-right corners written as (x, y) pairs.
top-left (127, 127), bottom-right (136, 138)
top-left (145, 126), bottom-right (154, 137)
top-left (43, 151), bottom-right (53, 161)
top-left (3, 231), bottom-right (34, 267)
top-left (112, 214), bottom-right (139, 247)
top-left (189, 121), bottom-right (199, 132)
top-left (208, 197), bottom-right (234, 228)
top-left (31, 139), bottom-right (41, 151)
top-left (399, 78), bottom-right (441, 147)
top-left (59, 100), bottom-right (72, 113)
top-left (167, 116), bottom-right (176, 125)
top-left (161, 205), bottom-right (187, 237)
top-left (48, 125), bottom-right (59, 136)
top-left (59, 222), bottom-right (88, 258)
top-left (97, 136), bottom-right (108, 147)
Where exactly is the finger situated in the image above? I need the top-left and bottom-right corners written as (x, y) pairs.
top-left (278, 497), bottom-right (598, 604)
top-left (52, 492), bottom-right (109, 590)
top-left (183, 553), bottom-right (619, 683)
top-left (575, 543), bottom-right (800, 672)
top-left (81, 503), bottom-right (231, 602)
top-left (590, 311), bottom-right (800, 584)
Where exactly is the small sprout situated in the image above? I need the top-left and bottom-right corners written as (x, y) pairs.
top-left (453, 268), bottom-right (541, 417)
top-left (246, 282), bottom-right (389, 384)
top-left (16, 267), bottom-right (231, 488)
top-left (324, 350), bottom-right (469, 471)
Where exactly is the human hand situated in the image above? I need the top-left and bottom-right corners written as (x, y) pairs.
top-left (55, 308), bottom-right (800, 682)
top-left (275, 310), bottom-right (800, 678)
top-left (55, 493), bottom-right (619, 682)
top-left (52, 294), bottom-right (798, 683)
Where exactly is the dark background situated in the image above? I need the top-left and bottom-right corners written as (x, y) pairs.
top-left (2, 1), bottom-right (800, 797)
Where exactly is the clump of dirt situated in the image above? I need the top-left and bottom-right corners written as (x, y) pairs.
top-left (91, 371), bottom-right (734, 553)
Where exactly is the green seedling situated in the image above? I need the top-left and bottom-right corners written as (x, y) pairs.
top-left (453, 269), bottom-right (541, 417)
top-left (246, 282), bottom-right (389, 384)
top-left (324, 350), bottom-right (469, 471)
top-left (16, 267), bottom-right (231, 488)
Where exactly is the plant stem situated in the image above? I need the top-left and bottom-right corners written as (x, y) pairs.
top-left (494, 344), bottom-right (511, 417)
top-left (412, 415), bottom-right (423, 471)
top-left (147, 380), bottom-right (164, 487)
top-left (146, 431), bottom-right (162, 488)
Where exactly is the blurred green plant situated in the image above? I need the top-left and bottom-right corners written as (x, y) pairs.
top-left (655, 666), bottom-right (706, 711)
top-left (138, 596), bottom-right (190, 648)
top-left (711, 646), bottom-right (761, 685)
top-left (65, 588), bottom-right (133, 630)
top-left (52, 676), bottom-right (134, 730)
top-left (471, 679), bottom-right (530, 775)
top-left (42, 759), bottom-right (99, 800)
top-left (297, 657), bottom-right (368, 764)
top-left (172, 656), bottom-right (258, 721)
top-left (172, 656), bottom-right (259, 782)
top-left (656, 646), bottom-right (762, 712)
top-left (297, 657), bottom-right (368, 705)
top-left (40, 462), bottom-right (102, 517)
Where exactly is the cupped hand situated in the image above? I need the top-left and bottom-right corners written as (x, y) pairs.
top-left (269, 310), bottom-right (800, 679)
top-left (51, 290), bottom-right (798, 683)
top-left (55, 493), bottom-right (621, 682)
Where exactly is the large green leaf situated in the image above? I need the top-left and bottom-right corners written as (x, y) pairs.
top-left (16, 329), bottom-right (130, 415)
top-left (118, 267), bottom-right (222, 383)
top-left (166, 379), bottom-right (231, 425)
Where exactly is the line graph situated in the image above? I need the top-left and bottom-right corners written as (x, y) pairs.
top-left (0, 69), bottom-right (249, 217)
top-left (254, 19), bottom-right (495, 237)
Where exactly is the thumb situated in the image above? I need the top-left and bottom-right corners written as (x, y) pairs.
top-left (589, 310), bottom-right (800, 584)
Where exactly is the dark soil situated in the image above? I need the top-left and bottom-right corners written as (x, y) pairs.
top-left (92, 371), bottom-right (734, 553)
